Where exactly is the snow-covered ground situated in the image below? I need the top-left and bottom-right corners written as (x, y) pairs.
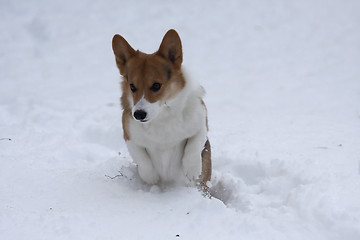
top-left (1, 0), bottom-right (360, 239)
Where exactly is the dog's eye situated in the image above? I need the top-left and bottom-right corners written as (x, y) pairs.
top-left (150, 83), bottom-right (162, 92)
top-left (130, 84), bottom-right (137, 93)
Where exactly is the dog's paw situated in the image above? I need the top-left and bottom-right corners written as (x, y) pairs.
top-left (183, 165), bottom-right (201, 183)
top-left (138, 164), bottom-right (160, 185)
top-left (183, 154), bottom-right (201, 182)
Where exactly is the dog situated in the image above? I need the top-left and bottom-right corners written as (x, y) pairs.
top-left (112, 29), bottom-right (211, 188)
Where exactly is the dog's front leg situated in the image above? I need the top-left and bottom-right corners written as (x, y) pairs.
top-left (182, 127), bottom-right (207, 183)
top-left (126, 141), bottom-right (160, 185)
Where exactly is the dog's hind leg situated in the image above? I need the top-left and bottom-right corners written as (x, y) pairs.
top-left (200, 139), bottom-right (212, 190)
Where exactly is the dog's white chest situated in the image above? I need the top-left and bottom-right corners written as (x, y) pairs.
top-left (145, 140), bottom-right (187, 182)
top-left (127, 99), bottom-right (205, 183)
top-left (129, 104), bottom-right (202, 147)
top-left (128, 118), bottom-right (190, 182)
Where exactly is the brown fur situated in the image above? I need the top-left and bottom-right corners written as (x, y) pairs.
top-left (200, 139), bottom-right (212, 185)
top-left (125, 53), bottom-right (185, 105)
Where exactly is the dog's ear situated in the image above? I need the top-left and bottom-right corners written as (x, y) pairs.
top-left (112, 34), bottom-right (136, 75)
top-left (157, 29), bottom-right (183, 69)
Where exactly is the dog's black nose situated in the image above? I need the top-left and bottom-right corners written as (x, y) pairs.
top-left (134, 110), bottom-right (147, 121)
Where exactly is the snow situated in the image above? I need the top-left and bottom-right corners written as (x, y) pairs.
top-left (1, 0), bottom-right (360, 239)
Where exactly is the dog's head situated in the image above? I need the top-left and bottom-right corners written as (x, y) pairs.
top-left (112, 29), bottom-right (185, 123)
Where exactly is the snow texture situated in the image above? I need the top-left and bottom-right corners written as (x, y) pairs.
top-left (1, 0), bottom-right (360, 239)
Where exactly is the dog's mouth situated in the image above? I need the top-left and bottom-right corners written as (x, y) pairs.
top-left (133, 117), bottom-right (151, 124)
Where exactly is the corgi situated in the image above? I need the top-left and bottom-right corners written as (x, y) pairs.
top-left (112, 29), bottom-right (211, 188)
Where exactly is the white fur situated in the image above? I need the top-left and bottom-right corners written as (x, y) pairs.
top-left (132, 96), bottom-right (161, 123)
top-left (126, 76), bottom-right (207, 185)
